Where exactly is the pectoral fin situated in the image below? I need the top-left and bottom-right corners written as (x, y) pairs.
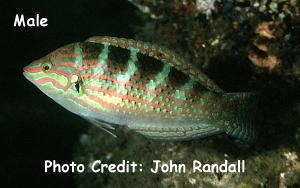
top-left (84, 118), bottom-right (117, 138)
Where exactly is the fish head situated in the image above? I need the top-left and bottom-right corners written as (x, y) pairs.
top-left (23, 43), bottom-right (84, 113)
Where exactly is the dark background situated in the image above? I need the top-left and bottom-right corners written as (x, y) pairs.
top-left (0, 1), bottom-right (140, 187)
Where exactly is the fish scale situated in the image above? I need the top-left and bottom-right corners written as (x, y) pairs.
top-left (23, 36), bottom-right (256, 146)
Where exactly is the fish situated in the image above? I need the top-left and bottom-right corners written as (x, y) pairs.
top-left (23, 36), bottom-right (256, 145)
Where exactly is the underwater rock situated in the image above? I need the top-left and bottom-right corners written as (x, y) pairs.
top-left (74, 127), bottom-right (300, 187)
top-left (279, 152), bottom-right (300, 188)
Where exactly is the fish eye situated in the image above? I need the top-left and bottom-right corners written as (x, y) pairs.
top-left (41, 63), bottom-right (52, 72)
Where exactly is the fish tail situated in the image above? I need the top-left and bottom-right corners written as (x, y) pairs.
top-left (222, 92), bottom-right (257, 147)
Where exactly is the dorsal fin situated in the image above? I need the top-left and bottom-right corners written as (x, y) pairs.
top-left (86, 36), bottom-right (224, 93)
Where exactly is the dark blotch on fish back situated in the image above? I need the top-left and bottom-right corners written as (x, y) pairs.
top-left (192, 82), bottom-right (208, 96)
top-left (168, 67), bottom-right (190, 88)
top-left (81, 42), bottom-right (104, 59)
top-left (107, 46), bottom-right (130, 73)
top-left (136, 53), bottom-right (164, 81)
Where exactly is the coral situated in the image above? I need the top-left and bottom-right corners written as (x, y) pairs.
top-left (248, 53), bottom-right (280, 71)
top-left (195, 0), bottom-right (217, 18)
top-left (255, 21), bottom-right (277, 39)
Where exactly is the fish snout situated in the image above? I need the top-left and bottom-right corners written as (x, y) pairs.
top-left (23, 63), bottom-right (41, 81)
top-left (23, 65), bottom-right (31, 74)
top-left (23, 63), bottom-right (42, 73)
top-left (23, 66), bottom-right (33, 81)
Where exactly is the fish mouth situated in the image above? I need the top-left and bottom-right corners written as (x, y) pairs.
top-left (23, 71), bottom-right (30, 79)
top-left (23, 70), bottom-right (57, 99)
top-left (23, 71), bottom-right (35, 84)
top-left (23, 64), bottom-right (38, 84)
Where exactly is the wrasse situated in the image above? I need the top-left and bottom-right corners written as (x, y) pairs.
top-left (23, 36), bottom-right (256, 145)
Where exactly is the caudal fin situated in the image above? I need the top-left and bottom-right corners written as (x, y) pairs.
top-left (222, 92), bottom-right (257, 147)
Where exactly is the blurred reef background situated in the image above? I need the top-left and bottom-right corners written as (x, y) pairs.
top-left (74, 0), bottom-right (300, 187)
top-left (2, 0), bottom-right (300, 188)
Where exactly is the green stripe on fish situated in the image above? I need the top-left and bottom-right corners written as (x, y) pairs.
top-left (114, 49), bottom-right (138, 83)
